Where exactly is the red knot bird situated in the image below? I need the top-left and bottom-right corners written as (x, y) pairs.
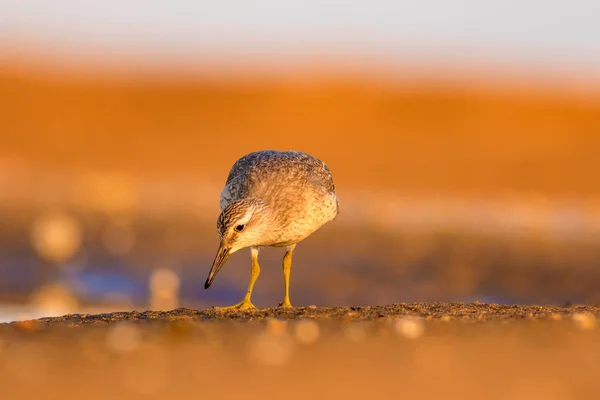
top-left (204, 150), bottom-right (339, 309)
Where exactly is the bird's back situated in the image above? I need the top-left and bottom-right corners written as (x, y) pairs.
top-left (219, 151), bottom-right (338, 246)
top-left (220, 150), bottom-right (337, 210)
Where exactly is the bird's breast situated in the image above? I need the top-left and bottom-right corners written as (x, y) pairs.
top-left (263, 190), bottom-right (338, 246)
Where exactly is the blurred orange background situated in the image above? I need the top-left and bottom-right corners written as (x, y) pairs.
top-left (2, 1), bottom-right (600, 321)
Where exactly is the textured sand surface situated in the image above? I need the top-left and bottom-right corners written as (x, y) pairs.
top-left (5, 302), bottom-right (597, 328)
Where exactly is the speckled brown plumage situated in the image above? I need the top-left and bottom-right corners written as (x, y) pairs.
top-left (204, 150), bottom-right (339, 306)
top-left (221, 150), bottom-right (337, 209)
top-left (218, 150), bottom-right (339, 246)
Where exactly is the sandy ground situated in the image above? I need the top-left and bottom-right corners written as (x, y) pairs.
top-left (1, 303), bottom-right (599, 400)
top-left (9, 302), bottom-right (600, 327)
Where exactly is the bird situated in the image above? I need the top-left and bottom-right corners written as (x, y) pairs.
top-left (204, 150), bottom-right (339, 309)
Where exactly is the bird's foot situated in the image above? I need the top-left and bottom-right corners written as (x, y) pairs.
top-left (214, 299), bottom-right (256, 311)
top-left (278, 299), bottom-right (293, 309)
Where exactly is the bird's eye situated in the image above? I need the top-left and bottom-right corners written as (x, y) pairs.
top-left (235, 224), bottom-right (245, 232)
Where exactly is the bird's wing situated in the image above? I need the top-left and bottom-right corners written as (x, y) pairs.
top-left (219, 153), bottom-right (256, 211)
top-left (319, 160), bottom-right (336, 194)
top-left (219, 150), bottom-right (337, 211)
top-left (300, 153), bottom-right (336, 195)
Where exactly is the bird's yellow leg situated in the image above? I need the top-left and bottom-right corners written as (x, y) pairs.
top-left (278, 244), bottom-right (296, 308)
top-left (214, 247), bottom-right (260, 310)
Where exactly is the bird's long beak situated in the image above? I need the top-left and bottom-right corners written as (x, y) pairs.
top-left (204, 242), bottom-right (231, 289)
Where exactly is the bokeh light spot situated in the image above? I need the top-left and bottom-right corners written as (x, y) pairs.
top-left (149, 268), bottom-right (181, 310)
top-left (30, 211), bottom-right (82, 263)
top-left (572, 312), bottom-right (597, 330)
top-left (393, 317), bottom-right (425, 339)
top-left (248, 331), bottom-right (294, 366)
top-left (29, 282), bottom-right (79, 316)
top-left (294, 319), bottom-right (320, 344)
top-left (102, 218), bottom-right (136, 256)
top-left (107, 322), bottom-right (142, 353)
top-left (264, 317), bottom-right (288, 335)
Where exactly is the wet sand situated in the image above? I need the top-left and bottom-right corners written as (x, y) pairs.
top-left (1, 303), bottom-right (599, 400)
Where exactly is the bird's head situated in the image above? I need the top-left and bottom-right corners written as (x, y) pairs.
top-left (204, 198), bottom-right (270, 289)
